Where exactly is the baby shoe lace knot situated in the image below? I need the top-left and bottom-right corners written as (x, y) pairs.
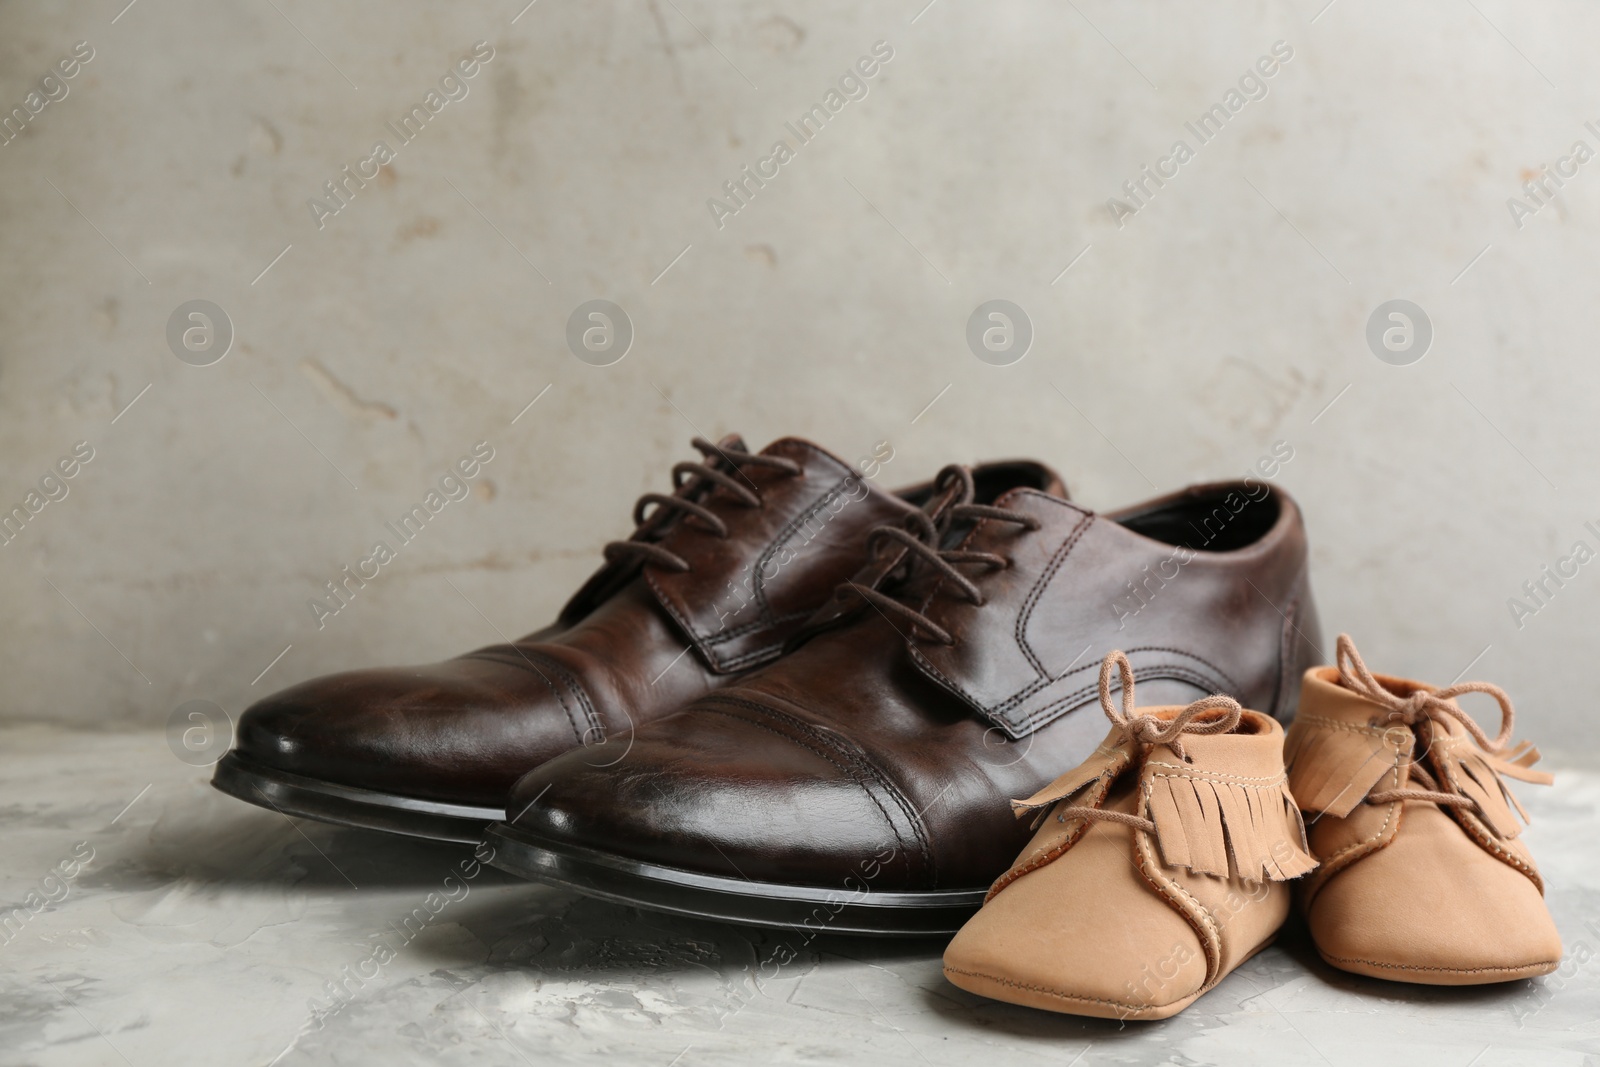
top-left (1038, 651), bottom-right (1317, 884)
top-left (1098, 649), bottom-right (1242, 763)
top-left (1053, 651), bottom-right (1245, 834)
top-left (1335, 633), bottom-right (1517, 754)
top-left (1333, 634), bottom-right (1552, 817)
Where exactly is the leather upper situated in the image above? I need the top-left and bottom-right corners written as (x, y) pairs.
top-left (1288, 662), bottom-right (1562, 981)
top-left (904, 486), bottom-right (1312, 740)
top-left (507, 472), bottom-right (1324, 892)
top-left (944, 702), bottom-right (1309, 1019)
top-left (230, 437), bottom-right (931, 807)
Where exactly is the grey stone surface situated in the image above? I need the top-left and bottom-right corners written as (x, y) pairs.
top-left (0, 726), bottom-right (1596, 1066)
top-left (1, 1), bottom-right (1598, 758)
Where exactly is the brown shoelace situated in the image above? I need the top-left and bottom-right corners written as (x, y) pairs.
top-left (836, 466), bottom-right (1039, 645)
top-left (1334, 633), bottom-right (1540, 809)
top-left (1058, 650), bottom-right (1244, 831)
top-left (602, 437), bottom-right (801, 573)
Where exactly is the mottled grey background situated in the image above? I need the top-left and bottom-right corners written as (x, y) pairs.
top-left (2, 0), bottom-right (1596, 758)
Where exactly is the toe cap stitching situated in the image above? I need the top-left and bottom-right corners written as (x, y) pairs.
top-left (467, 647), bottom-right (593, 744)
top-left (697, 697), bottom-right (932, 884)
top-left (520, 648), bottom-right (603, 742)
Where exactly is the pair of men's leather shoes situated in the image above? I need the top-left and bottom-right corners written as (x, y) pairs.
top-left (214, 434), bottom-right (1323, 934)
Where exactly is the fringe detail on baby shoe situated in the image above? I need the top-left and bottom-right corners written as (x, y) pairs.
top-left (1486, 739), bottom-right (1554, 785)
top-left (1009, 742), bottom-right (1130, 829)
top-left (1438, 742), bottom-right (1551, 840)
top-left (1284, 718), bottom-right (1409, 819)
top-left (1145, 770), bottom-right (1319, 882)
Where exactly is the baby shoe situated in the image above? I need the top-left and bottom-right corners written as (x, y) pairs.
top-left (1285, 634), bottom-right (1561, 984)
top-left (942, 651), bottom-right (1316, 1020)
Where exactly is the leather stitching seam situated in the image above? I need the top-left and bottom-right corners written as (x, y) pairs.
top-left (701, 607), bottom-right (813, 648)
top-left (701, 700), bottom-right (926, 884)
top-left (1293, 716), bottom-right (1388, 738)
top-left (519, 648), bottom-right (602, 742)
top-left (910, 655), bottom-right (1229, 740)
top-left (1014, 509), bottom-right (1095, 676)
top-left (1011, 664), bottom-right (1230, 733)
top-left (986, 775), bottom-right (1114, 900)
top-left (916, 494), bottom-right (1089, 660)
top-left (1436, 756), bottom-right (1542, 888)
top-left (1136, 780), bottom-right (1224, 987)
top-left (710, 640), bottom-right (786, 673)
top-left (643, 572), bottom-right (804, 672)
top-left (464, 649), bottom-right (589, 744)
top-left (695, 697), bottom-right (934, 883)
top-left (750, 472), bottom-right (862, 622)
top-left (1317, 953), bottom-right (1559, 976)
top-left (1145, 764), bottom-right (1289, 786)
top-left (1302, 764), bottom-right (1403, 907)
top-left (691, 705), bottom-right (882, 828)
top-left (644, 568), bottom-right (707, 659)
top-left (996, 646), bottom-right (1243, 718)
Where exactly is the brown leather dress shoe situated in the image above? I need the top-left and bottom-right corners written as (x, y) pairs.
top-left (486, 466), bottom-right (1323, 933)
top-left (213, 436), bottom-right (954, 842)
top-left (1287, 635), bottom-right (1562, 984)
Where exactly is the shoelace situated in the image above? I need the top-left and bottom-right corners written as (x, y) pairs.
top-left (836, 466), bottom-right (1040, 645)
top-left (1057, 650), bottom-right (1244, 831)
top-left (1334, 633), bottom-right (1539, 809)
top-left (601, 437), bottom-right (801, 573)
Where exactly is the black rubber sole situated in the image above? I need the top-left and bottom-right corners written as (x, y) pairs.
top-left (210, 753), bottom-right (501, 844)
top-left (482, 821), bottom-right (986, 936)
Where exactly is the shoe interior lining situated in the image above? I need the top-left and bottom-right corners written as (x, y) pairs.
top-left (972, 461), bottom-right (1059, 503)
top-left (1113, 487), bottom-right (1280, 553)
top-left (898, 462), bottom-right (1060, 511)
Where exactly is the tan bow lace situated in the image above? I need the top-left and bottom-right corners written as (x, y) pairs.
top-left (1334, 634), bottom-right (1552, 812)
top-left (1056, 651), bottom-right (1244, 832)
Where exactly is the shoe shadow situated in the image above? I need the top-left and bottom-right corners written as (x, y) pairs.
top-left (905, 912), bottom-right (1535, 1040)
top-left (407, 884), bottom-right (954, 978)
top-left (73, 783), bottom-right (527, 949)
top-left (102, 786), bottom-right (511, 894)
top-left (108, 782), bottom-right (940, 974)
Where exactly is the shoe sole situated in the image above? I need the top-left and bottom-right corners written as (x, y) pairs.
top-left (482, 820), bottom-right (986, 936)
top-left (943, 935), bottom-right (1276, 1020)
top-left (1315, 948), bottom-right (1561, 986)
top-left (210, 753), bottom-right (501, 844)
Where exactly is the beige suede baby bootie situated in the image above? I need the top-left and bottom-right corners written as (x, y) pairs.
top-left (1286, 634), bottom-right (1561, 984)
top-left (943, 651), bottom-right (1316, 1020)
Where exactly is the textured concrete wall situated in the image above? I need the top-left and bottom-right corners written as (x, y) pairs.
top-left (1, 1), bottom-right (1595, 755)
